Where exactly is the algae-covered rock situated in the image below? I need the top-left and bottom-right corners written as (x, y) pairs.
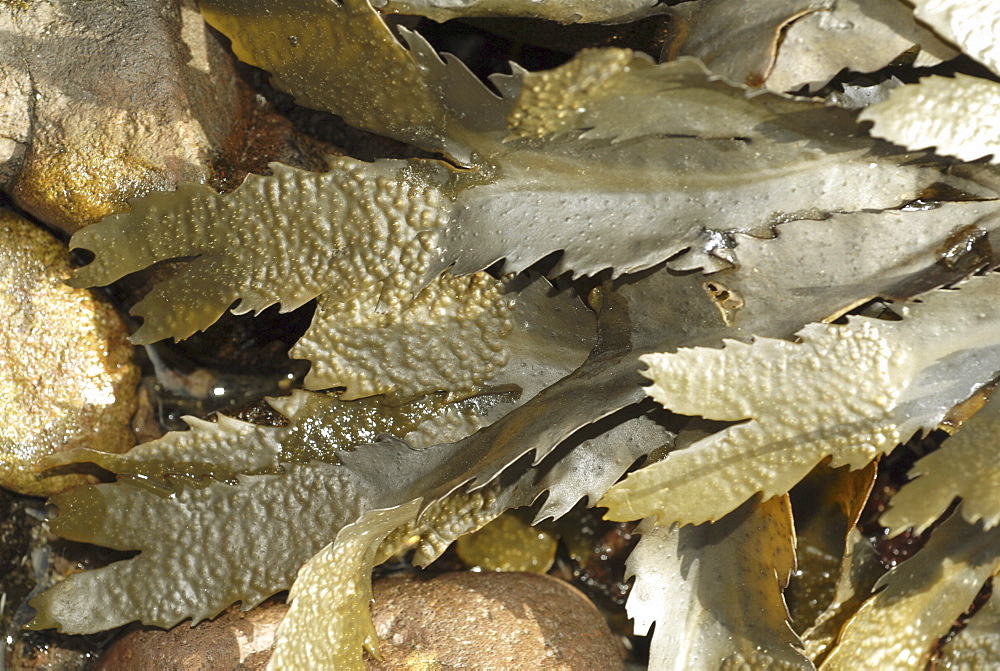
top-left (0, 0), bottom-right (247, 233)
top-left (0, 209), bottom-right (137, 496)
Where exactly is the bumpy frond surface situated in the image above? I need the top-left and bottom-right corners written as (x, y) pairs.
top-left (823, 513), bottom-right (1000, 670)
top-left (69, 0), bottom-right (995, 350)
top-left (602, 275), bottom-right (1000, 525)
top-left (881, 387), bottom-right (1000, 535)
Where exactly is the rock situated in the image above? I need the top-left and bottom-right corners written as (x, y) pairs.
top-left (366, 572), bottom-right (626, 669)
top-left (0, 0), bottom-right (246, 232)
top-left (0, 209), bottom-right (138, 496)
top-left (0, 0), bottom-right (337, 234)
top-left (95, 599), bottom-right (288, 670)
top-left (93, 571), bottom-right (624, 669)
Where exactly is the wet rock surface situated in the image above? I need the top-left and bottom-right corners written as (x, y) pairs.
top-left (0, 208), bottom-right (137, 497)
top-left (366, 572), bottom-right (626, 670)
top-left (0, 0), bottom-right (246, 232)
top-left (0, 0), bottom-right (339, 234)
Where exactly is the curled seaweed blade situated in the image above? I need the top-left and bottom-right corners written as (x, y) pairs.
top-left (765, 0), bottom-right (955, 93)
top-left (530, 403), bottom-right (676, 522)
top-left (882, 387), bottom-right (1000, 536)
top-left (626, 497), bottom-right (811, 670)
top-left (601, 274), bottom-right (1000, 526)
top-left (785, 461), bottom-right (877, 631)
top-left (802, 529), bottom-right (886, 664)
top-left (268, 501), bottom-right (422, 671)
top-left (663, 0), bottom-right (829, 88)
top-left (822, 513), bottom-right (1000, 669)
top-left (266, 403), bottom-right (677, 669)
top-left (199, 0), bottom-right (503, 161)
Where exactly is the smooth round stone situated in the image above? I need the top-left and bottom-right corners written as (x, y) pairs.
top-left (366, 571), bottom-right (626, 669)
top-left (95, 600), bottom-right (288, 670)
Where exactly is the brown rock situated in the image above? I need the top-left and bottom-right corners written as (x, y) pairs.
top-left (92, 572), bottom-right (624, 669)
top-left (0, 0), bottom-right (252, 233)
top-left (366, 572), bottom-right (626, 670)
top-left (0, 0), bottom-right (346, 234)
top-left (96, 600), bottom-right (288, 671)
top-left (0, 0), bottom-right (337, 236)
top-left (0, 209), bottom-right (138, 496)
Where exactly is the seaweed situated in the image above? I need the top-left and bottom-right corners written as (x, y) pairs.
top-left (22, 0), bottom-right (1000, 668)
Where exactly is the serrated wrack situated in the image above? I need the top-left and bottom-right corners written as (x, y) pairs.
top-left (625, 497), bottom-right (811, 670)
top-left (601, 275), bottom-right (1000, 526)
top-left (75, 0), bottom-right (997, 338)
top-left (200, 0), bottom-right (484, 160)
top-left (69, 160), bottom-right (450, 345)
top-left (909, 0), bottom-right (1000, 76)
top-left (881, 386), bottom-right (1000, 536)
top-left (823, 513), bottom-right (1000, 669)
top-left (860, 74), bottom-right (1000, 164)
top-left (26, 389), bottom-right (515, 634)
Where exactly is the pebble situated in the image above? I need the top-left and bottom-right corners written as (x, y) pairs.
top-left (366, 572), bottom-right (626, 670)
top-left (95, 600), bottom-right (287, 670)
top-left (96, 571), bottom-right (625, 669)
top-left (0, 0), bottom-right (338, 234)
top-left (0, 0), bottom-right (245, 232)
